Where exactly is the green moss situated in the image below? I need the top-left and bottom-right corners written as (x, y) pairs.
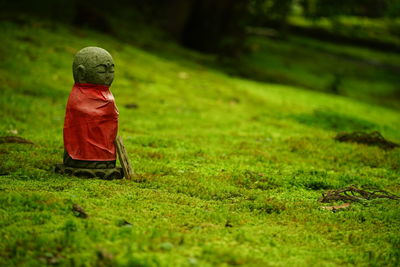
top-left (0, 20), bottom-right (399, 266)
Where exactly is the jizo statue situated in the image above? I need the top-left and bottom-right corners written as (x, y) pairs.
top-left (56, 47), bottom-right (124, 179)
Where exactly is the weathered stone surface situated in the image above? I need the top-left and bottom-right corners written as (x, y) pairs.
top-left (63, 151), bottom-right (116, 169)
top-left (55, 164), bottom-right (123, 180)
top-left (73, 46), bottom-right (114, 85)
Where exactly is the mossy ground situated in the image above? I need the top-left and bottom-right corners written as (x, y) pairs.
top-left (0, 20), bottom-right (400, 266)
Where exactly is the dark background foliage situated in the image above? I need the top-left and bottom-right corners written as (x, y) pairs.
top-left (2, 0), bottom-right (399, 54)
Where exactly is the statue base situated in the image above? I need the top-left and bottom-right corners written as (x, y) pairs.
top-left (55, 164), bottom-right (124, 180)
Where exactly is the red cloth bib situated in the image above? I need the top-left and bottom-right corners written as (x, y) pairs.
top-left (63, 83), bottom-right (118, 161)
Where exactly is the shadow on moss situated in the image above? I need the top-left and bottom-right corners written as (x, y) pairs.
top-left (335, 131), bottom-right (399, 150)
top-left (292, 109), bottom-right (378, 132)
top-left (242, 198), bottom-right (287, 214)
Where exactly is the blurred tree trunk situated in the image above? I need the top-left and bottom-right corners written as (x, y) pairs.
top-left (274, 0), bottom-right (292, 37)
top-left (161, 0), bottom-right (195, 39)
top-left (181, 0), bottom-right (249, 55)
top-left (72, 0), bottom-right (113, 34)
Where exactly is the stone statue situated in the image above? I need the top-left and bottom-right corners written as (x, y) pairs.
top-left (55, 47), bottom-right (123, 179)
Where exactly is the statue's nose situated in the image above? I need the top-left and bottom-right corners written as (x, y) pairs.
top-left (105, 74), bottom-right (113, 84)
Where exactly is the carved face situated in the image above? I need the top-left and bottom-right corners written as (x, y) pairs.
top-left (73, 47), bottom-right (115, 86)
top-left (84, 58), bottom-right (115, 86)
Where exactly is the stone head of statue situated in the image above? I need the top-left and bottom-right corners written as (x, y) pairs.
top-left (73, 47), bottom-right (114, 86)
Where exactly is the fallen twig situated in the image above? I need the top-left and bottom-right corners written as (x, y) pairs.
top-left (72, 204), bottom-right (88, 218)
top-left (321, 202), bottom-right (351, 211)
top-left (0, 136), bottom-right (34, 145)
top-left (319, 186), bottom-right (399, 203)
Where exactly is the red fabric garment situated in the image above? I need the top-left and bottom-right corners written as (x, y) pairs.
top-left (63, 83), bottom-right (118, 161)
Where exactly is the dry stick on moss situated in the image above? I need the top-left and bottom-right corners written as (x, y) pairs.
top-left (115, 136), bottom-right (134, 180)
top-left (321, 203), bottom-right (350, 211)
top-left (319, 186), bottom-right (400, 203)
top-left (72, 204), bottom-right (88, 218)
top-left (0, 136), bottom-right (34, 145)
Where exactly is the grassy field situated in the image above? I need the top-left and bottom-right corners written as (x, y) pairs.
top-left (289, 16), bottom-right (400, 48)
top-left (0, 19), bottom-right (400, 266)
top-left (229, 35), bottom-right (400, 110)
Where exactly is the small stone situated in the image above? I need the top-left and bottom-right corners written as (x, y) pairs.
top-left (160, 242), bottom-right (174, 251)
top-left (124, 103), bottom-right (139, 109)
top-left (7, 129), bottom-right (18, 135)
top-left (178, 72), bottom-right (189, 79)
top-left (188, 257), bottom-right (198, 265)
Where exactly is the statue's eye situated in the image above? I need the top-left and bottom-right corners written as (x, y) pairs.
top-left (96, 66), bottom-right (107, 73)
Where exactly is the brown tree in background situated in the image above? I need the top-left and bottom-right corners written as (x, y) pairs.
top-left (180, 0), bottom-right (249, 55)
